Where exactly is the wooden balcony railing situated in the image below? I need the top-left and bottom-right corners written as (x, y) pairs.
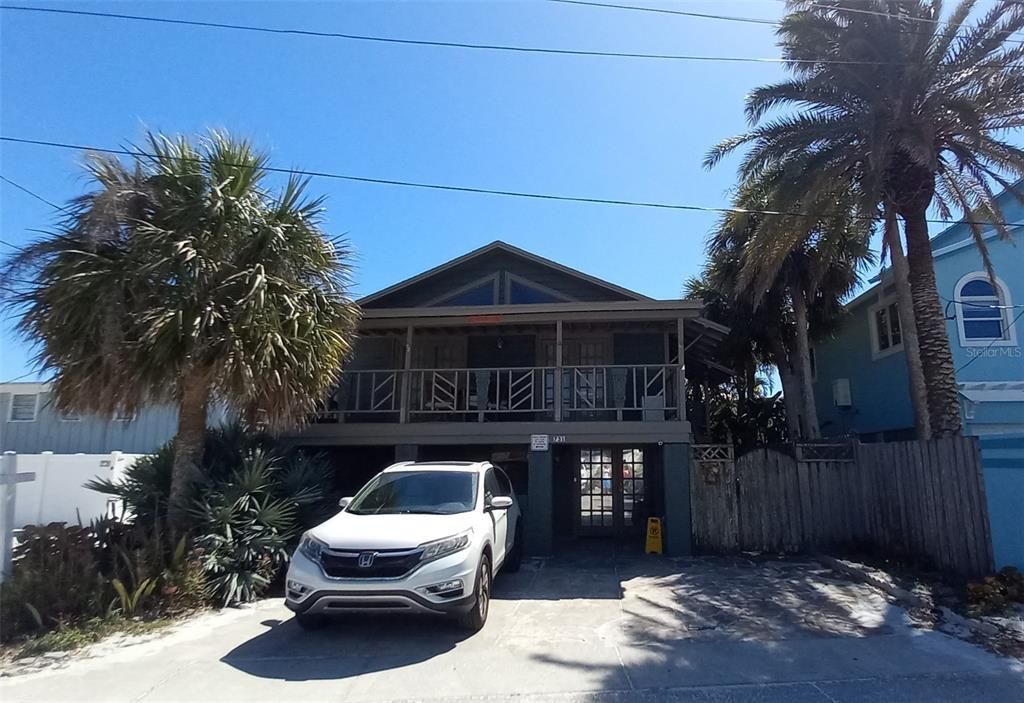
top-left (312, 364), bottom-right (682, 424)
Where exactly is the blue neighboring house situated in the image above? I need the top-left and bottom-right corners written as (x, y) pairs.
top-left (812, 184), bottom-right (1024, 571)
top-left (813, 186), bottom-right (1024, 441)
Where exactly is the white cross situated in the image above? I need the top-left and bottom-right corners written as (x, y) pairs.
top-left (1, 452), bottom-right (37, 582)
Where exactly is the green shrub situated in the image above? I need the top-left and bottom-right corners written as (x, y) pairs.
top-left (0, 519), bottom-right (213, 644)
top-left (88, 424), bottom-right (336, 606)
top-left (0, 523), bottom-right (108, 642)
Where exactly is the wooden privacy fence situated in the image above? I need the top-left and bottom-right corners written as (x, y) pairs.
top-left (690, 437), bottom-right (994, 575)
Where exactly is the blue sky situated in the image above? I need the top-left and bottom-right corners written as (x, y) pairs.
top-left (0, 1), bottom-right (1002, 381)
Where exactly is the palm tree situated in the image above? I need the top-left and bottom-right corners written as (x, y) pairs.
top-left (704, 173), bottom-right (872, 440)
top-left (705, 0), bottom-right (1024, 436)
top-left (685, 271), bottom-right (797, 440)
top-left (4, 131), bottom-right (360, 527)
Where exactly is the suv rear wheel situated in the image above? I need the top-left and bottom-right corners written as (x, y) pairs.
top-left (458, 554), bottom-right (491, 632)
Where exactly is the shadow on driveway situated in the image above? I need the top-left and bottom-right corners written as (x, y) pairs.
top-left (218, 552), bottom-right (1018, 697)
top-left (221, 614), bottom-right (473, 681)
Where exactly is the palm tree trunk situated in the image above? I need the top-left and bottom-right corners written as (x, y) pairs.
top-left (902, 206), bottom-right (962, 436)
top-left (770, 337), bottom-right (802, 441)
top-left (169, 373), bottom-right (211, 529)
top-left (884, 206), bottom-right (930, 439)
top-left (791, 289), bottom-right (820, 439)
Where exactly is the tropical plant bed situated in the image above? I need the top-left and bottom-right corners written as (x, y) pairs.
top-left (822, 554), bottom-right (1024, 660)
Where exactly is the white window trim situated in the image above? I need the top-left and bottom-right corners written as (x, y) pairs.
top-left (59, 412), bottom-right (82, 422)
top-left (868, 298), bottom-right (904, 360)
top-left (8, 393), bottom-right (40, 422)
top-left (954, 272), bottom-right (1018, 348)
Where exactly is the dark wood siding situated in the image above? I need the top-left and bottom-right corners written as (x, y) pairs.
top-left (363, 250), bottom-right (637, 308)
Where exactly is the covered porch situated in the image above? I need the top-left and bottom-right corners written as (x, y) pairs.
top-left (310, 300), bottom-right (730, 429)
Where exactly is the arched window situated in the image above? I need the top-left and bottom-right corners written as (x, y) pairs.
top-left (955, 273), bottom-right (1017, 347)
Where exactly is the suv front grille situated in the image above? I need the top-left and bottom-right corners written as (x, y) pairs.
top-left (319, 548), bottom-right (424, 579)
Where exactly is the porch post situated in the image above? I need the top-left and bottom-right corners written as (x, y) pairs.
top-left (399, 326), bottom-right (413, 424)
top-left (662, 443), bottom-right (692, 556)
top-left (676, 318), bottom-right (686, 422)
top-left (554, 320), bottom-right (564, 422)
top-left (526, 448), bottom-right (554, 555)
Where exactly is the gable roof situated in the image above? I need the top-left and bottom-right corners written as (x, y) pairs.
top-left (358, 240), bottom-right (651, 307)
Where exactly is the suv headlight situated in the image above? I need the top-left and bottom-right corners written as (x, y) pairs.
top-left (419, 529), bottom-right (473, 563)
top-left (298, 532), bottom-right (327, 563)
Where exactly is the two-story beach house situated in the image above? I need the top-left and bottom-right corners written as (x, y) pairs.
top-left (290, 241), bottom-right (730, 556)
top-left (812, 185), bottom-right (1024, 440)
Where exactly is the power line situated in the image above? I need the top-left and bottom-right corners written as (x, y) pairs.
top-left (0, 4), bottom-right (963, 66)
top-left (941, 295), bottom-right (1024, 310)
top-left (4, 133), bottom-right (1024, 229)
top-left (0, 371), bottom-right (46, 384)
top-left (546, 0), bottom-right (778, 25)
top-left (0, 175), bottom-right (68, 213)
top-left (550, 0), bottom-right (1024, 45)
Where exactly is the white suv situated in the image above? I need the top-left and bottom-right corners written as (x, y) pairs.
top-left (285, 460), bottom-right (523, 632)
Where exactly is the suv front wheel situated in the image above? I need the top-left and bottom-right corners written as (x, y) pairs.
top-left (458, 554), bottom-right (491, 632)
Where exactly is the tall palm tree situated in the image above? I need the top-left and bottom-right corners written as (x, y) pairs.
top-left (705, 0), bottom-right (1024, 436)
top-left (711, 173), bottom-right (872, 440)
top-left (4, 131), bottom-right (360, 526)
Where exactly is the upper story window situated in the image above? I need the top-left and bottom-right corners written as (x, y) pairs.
top-left (426, 274), bottom-right (498, 307)
top-left (506, 274), bottom-right (571, 305)
top-left (59, 410), bottom-right (81, 422)
top-left (9, 393), bottom-right (39, 422)
top-left (869, 300), bottom-right (903, 359)
top-left (955, 273), bottom-right (1017, 347)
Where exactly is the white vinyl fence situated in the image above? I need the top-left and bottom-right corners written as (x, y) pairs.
top-left (1, 451), bottom-right (145, 580)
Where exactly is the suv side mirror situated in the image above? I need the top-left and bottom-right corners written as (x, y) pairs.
top-left (338, 496), bottom-right (354, 509)
top-left (489, 496), bottom-right (513, 510)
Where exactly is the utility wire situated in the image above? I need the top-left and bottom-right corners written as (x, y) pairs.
top-left (5, 134), bottom-right (1024, 229)
top-left (942, 295), bottom-right (1024, 310)
top-left (0, 175), bottom-right (69, 213)
top-left (550, 0), bottom-right (1024, 45)
top-left (0, 371), bottom-right (44, 384)
top-left (0, 4), bottom-right (990, 66)
top-left (546, 0), bottom-right (778, 25)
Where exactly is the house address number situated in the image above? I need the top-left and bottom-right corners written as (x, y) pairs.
top-left (530, 434), bottom-right (568, 451)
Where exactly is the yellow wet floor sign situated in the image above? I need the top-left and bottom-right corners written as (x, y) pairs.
top-left (645, 517), bottom-right (663, 554)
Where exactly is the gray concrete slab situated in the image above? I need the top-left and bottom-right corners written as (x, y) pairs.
top-left (1, 555), bottom-right (1021, 702)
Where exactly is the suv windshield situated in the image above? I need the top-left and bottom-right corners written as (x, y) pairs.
top-left (346, 471), bottom-right (479, 515)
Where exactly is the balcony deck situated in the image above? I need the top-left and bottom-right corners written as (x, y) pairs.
top-left (297, 364), bottom-right (691, 446)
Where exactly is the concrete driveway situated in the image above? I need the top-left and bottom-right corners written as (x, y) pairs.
top-left (2, 554), bottom-right (1021, 702)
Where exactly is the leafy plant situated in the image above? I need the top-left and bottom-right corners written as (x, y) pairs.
top-left (967, 566), bottom-right (1024, 617)
top-left (86, 424), bottom-right (335, 607)
top-left (159, 537), bottom-right (210, 615)
top-left (0, 524), bottom-right (108, 642)
top-left (109, 578), bottom-right (158, 617)
top-left (190, 451), bottom-right (298, 605)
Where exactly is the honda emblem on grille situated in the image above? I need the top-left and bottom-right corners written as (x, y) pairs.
top-left (357, 552), bottom-right (376, 568)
